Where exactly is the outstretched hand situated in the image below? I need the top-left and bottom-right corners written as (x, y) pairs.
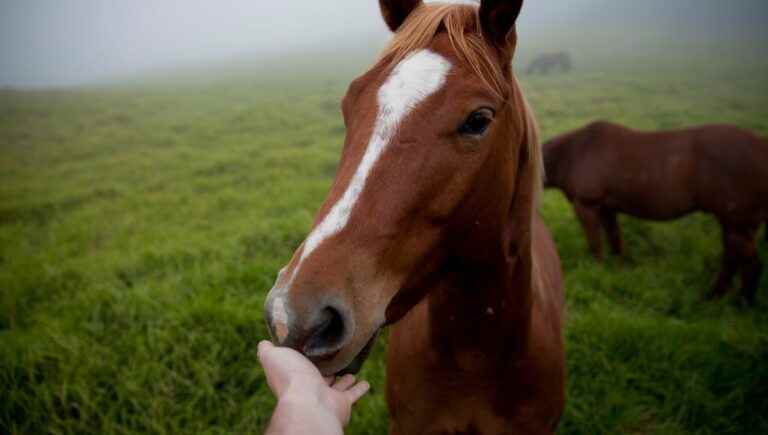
top-left (258, 340), bottom-right (370, 431)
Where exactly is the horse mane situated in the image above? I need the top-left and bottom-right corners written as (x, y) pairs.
top-left (379, 1), bottom-right (543, 200)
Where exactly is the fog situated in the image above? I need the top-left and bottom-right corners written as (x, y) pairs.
top-left (1, 0), bottom-right (767, 87)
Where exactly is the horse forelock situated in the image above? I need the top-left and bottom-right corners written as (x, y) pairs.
top-left (380, 2), bottom-right (511, 100)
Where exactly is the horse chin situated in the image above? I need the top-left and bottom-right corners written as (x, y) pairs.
top-left (334, 329), bottom-right (380, 376)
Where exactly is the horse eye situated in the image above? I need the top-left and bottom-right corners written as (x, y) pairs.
top-left (458, 109), bottom-right (494, 137)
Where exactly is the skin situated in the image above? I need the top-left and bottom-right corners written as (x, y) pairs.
top-left (258, 341), bottom-right (369, 435)
top-left (263, 1), bottom-right (566, 433)
top-left (543, 121), bottom-right (768, 303)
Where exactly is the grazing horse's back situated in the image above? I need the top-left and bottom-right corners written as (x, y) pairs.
top-left (547, 122), bottom-right (768, 223)
top-left (694, 126), bottom-right (768, 225)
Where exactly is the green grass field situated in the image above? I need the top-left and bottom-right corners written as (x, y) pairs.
top-left (1, 53), bottom-right (768, 434)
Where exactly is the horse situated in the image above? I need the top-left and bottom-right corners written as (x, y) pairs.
top-left (263, 1), bottom-right (566, 433)
top-left (525, 52), bottom-right (571, 75)
top-left (543, 121), bottom-right (768, 304)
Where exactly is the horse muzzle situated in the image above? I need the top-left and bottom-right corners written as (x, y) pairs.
top-left (336, 329), bottom-right (381, 376)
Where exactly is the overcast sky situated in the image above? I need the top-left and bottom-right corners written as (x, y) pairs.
top-left (1, 0), bottom-right (765, 87)
top-left (0, 0), bottom-right (381, 86)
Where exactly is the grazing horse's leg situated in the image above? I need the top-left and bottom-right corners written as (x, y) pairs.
top-left (708, 224), bottom-right (756, 301)
top-left (739, 228), bottom-right (762, 306)
top-left (574, 201), bottom-right (604, 260)
top-left (600, 209), bottom-right (624, 256)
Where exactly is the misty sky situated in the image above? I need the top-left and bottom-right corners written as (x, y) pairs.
top-left (1, 0), bottom-right (766, 87)
top-left (0, 0), bottom-right (589, 87)
top-left (0, 0), bottom-right (383, 86)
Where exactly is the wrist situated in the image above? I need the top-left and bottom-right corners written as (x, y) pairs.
top-left (281, 376), bottom-right (326, 401)
top-left (269, 393), bottom-right (343, 435)
top-left (280, 386), bottom-right (341, 423)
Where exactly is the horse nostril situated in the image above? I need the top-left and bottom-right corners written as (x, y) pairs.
top-left (303, 306), bottom-right (348, 359)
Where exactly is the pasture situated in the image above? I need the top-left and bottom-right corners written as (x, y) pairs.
top-left (1, 52), bottom-right (768, 434)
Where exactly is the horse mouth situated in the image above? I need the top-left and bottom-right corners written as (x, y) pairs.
top-left (335, 329), bottom-right (380, 376)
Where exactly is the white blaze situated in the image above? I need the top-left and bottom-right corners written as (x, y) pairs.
top-left (266, 49), bottom-right (451, 337)
top-left (298, 49), bottom-right (452, 268)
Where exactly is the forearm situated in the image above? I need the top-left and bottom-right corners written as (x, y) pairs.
top-left (266, 394), bottom-right (343, 435)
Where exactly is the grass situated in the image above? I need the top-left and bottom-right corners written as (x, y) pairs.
top-left (1, 52), bottom-right (767, 434)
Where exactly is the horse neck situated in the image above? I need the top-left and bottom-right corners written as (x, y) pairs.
top-left (426, 244), bottom-right (533, 341)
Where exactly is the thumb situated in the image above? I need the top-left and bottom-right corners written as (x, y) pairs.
top-left (258, 340), bottom-right (280, 374)
top-left (258, 340), bottom-right (285, 396)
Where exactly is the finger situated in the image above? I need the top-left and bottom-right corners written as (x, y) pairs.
top-left (344, 380), bottom-right (370, 404)
top-left (332, 374), bottom-right (356, 391)
top-left (324, 376), bottom-right (335, 386)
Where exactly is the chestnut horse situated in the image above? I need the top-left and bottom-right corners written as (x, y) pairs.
top-left (263, 0), bottom-right (565, 433)
top-left (543, 121), bottom-right (768, 304)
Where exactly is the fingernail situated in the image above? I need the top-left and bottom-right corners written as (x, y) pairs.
top-left (257, 340), bottom-right (272, 354)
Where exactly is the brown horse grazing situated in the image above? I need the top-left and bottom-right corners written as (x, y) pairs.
top-left (263, 0), bottom-right (566, 433)
top-left (526, 52), bottom-right (571, 75)
top-left (543, 121), bottom-right (768, 304)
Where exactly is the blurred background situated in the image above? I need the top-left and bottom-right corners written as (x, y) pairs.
top-left (3, 0), bottom-right (767, 87)
top-left (1, 1), bottom-right (767, 434)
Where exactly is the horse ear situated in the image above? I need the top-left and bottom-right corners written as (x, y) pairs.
top-left (379, 0), bottom-right (422, 32)
top-left (479, 0), bottom-right (524, 50)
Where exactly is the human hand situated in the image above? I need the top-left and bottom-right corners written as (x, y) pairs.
top-left (257, 340), bottom-right (370, 427)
